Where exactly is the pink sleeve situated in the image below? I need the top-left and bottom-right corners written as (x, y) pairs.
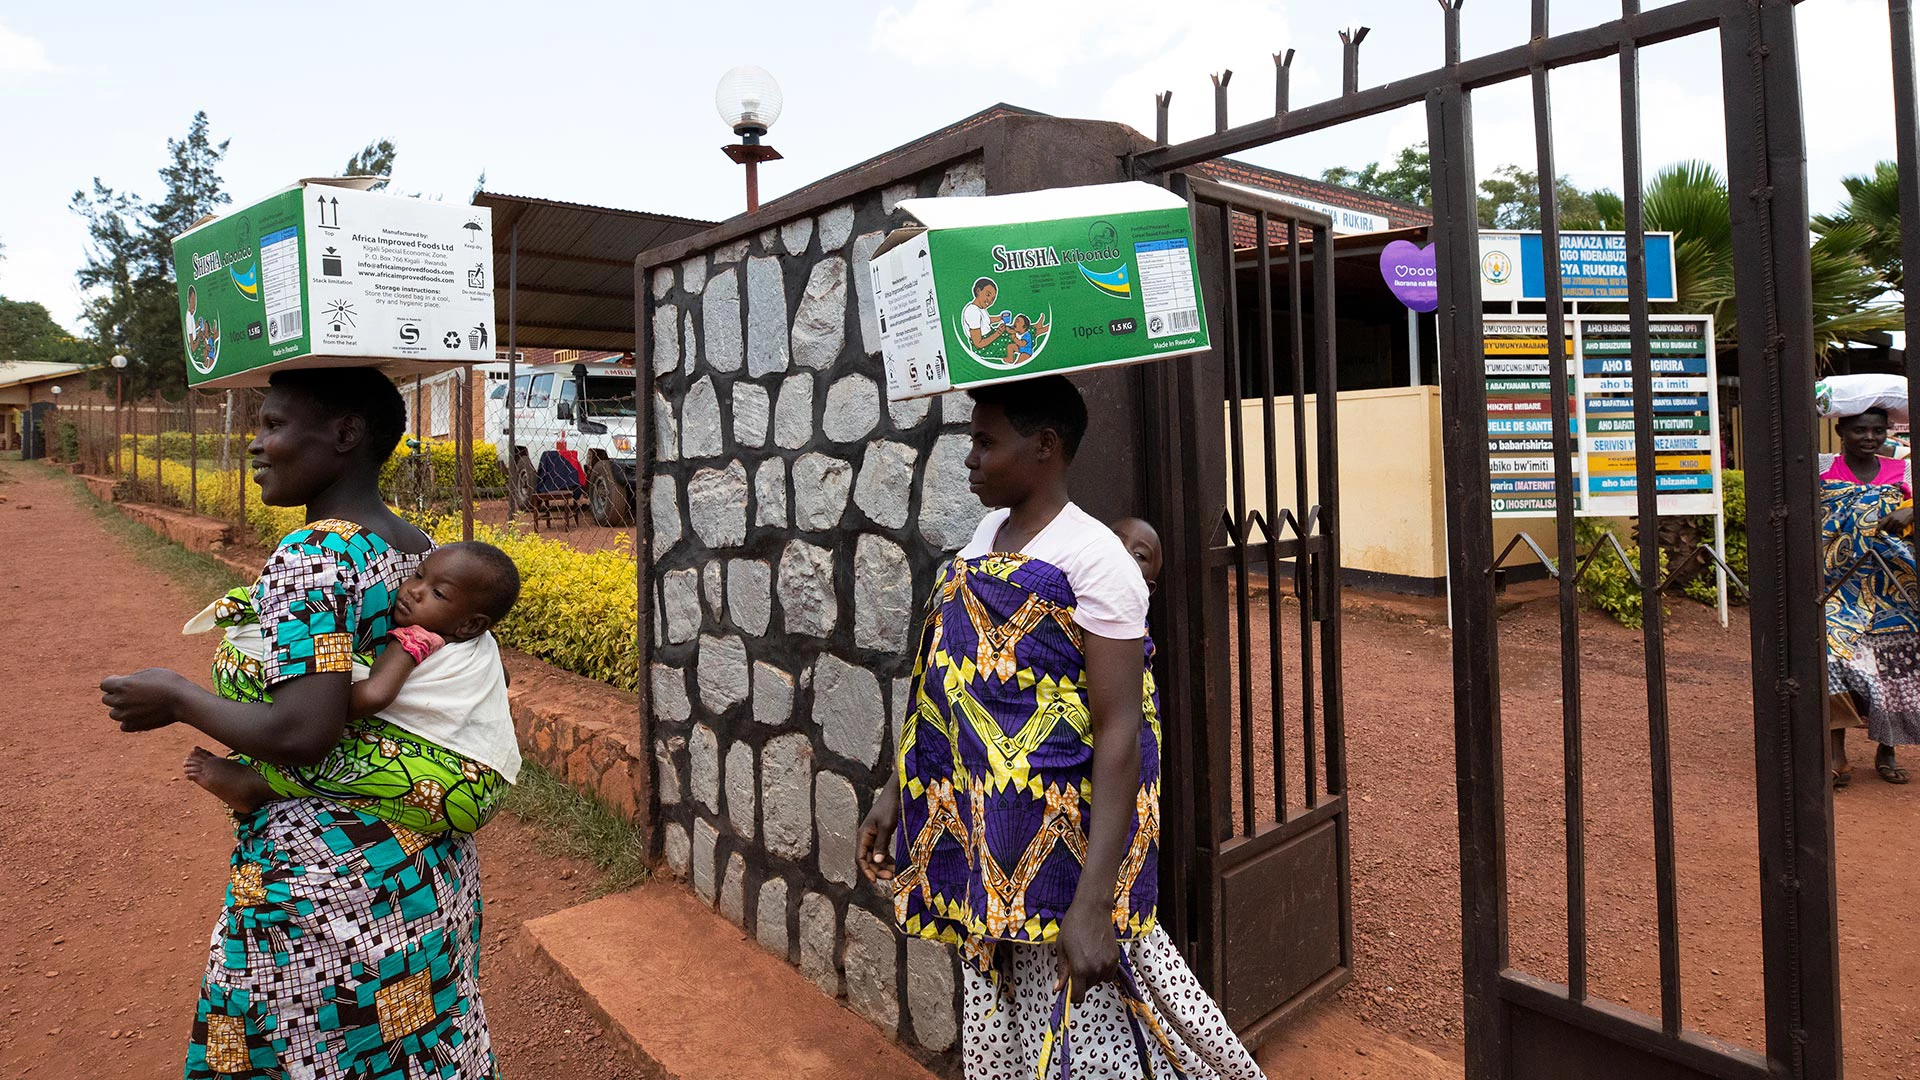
top-left (388, 624), bottom-right (446, 664)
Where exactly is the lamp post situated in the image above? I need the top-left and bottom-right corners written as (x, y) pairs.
top-left (716, 66), bottom-right (784, 214)
top-left (110, 354), bottom-right (128, 473)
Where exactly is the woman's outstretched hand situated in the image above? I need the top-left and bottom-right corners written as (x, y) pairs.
top-left (100, 668), bottom-right (195, 732)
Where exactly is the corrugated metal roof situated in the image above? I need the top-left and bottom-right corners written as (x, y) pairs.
top-left (0, 361), bottom-right (95, 392)
top-left (472, 192), bottom-right (715, 352)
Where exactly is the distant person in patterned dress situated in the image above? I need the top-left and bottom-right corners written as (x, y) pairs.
top-left (857, 376), bottom-right (1261, 1079)
top-left (100, 367), bottom-right (502, 1079)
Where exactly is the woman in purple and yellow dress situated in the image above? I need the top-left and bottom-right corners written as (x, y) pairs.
top-left (858, 376), bottom-right (1260, 1080)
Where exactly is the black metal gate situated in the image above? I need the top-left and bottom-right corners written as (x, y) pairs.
top-left (1142, 178), bottom-right (1352, 1045)
top-left (1137, 1), bottom-right (1863, 1077)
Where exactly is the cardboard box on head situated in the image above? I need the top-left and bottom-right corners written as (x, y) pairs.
top-left (173, 177), bottom-right (496, 388)
top-left (866, 182), bottom-right (1210, 401)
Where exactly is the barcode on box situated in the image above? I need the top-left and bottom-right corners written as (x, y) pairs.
top-left (1167, 308), bottom-right (1199, 332)
top-left (269, 310), bottom-right (302, 343)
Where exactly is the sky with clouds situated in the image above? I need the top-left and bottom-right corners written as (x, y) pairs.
top-left (0, 0), bottom-right (1897, 333)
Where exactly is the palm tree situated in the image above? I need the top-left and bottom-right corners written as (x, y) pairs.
top-left (1633, 161), bottom-right (1902, 355)
top-left (1814, 161), bottom-right (1900, 294)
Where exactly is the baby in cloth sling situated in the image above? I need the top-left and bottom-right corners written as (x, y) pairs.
top-left (182, 540), bottom-right (524, 834)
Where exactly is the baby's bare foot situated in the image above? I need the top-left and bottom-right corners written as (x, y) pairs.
top-left (183, 747), bottom-right (275, 817)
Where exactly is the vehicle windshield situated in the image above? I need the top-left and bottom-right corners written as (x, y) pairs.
top-left (581, 375), bottom-right (638, 418)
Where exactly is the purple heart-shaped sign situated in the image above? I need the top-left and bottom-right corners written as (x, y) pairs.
top-left (1380, 240), bottom-right (1439, 313)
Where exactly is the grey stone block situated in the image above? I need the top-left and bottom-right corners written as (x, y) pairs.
top-left (747, 256), bottom-right (790, 377)
top-left (818, 205), bottom-right (855, 251)
top-left (719, 852), bottom-right (746, 924)
top-left (792, 452), bottom-right (853, 532)
top-left (842, 905), bottom-right (900, 1035)
top-left (854, 535), bottom-right (912, 653)
top-left (704, 268), bottom-right (743, 374)
top-left (725, 740), bottom-right (756, 839)
top-left (651, 663), bottom-right (692, 725)
top-left (664, 820), bottom-right (690, 878)
top-left (813, 654), bottom-right (886, 768)
top-left (687, 460), bottom-right (749, 548)
top-left (726, 558), bottom-right (772, 637)
top-left (754, 662), bottom-right (794, 726)
top-left (917, 433), bottom-right (981, 552)
top-left (754, 458), bottom-right (788, 529)
top-left (702, 561), bottom-right (724, 620)
top-left (683, 313), bottom-right (698, 376)
top-left (941, 391), bottom-right (973, 425)
top-left (713, 239), bottom-right (749, 265)
top-left (756, 876), bottom-right (790, 957)
top-left (814, 771), bottom-right (860, 887)
top-left (777, 540), bottom-right (837, 639)
top-left (937, 157), bottom-right (986, 198)
top-left (653, 392), bottom-right (678, 462)
top-left (651, 267), bottom-right (673, 300)
top-left (791, 258), bottom-right (849, 371)
top-left (681, 377), bottom-right (723, 459)
top-left (689, 723), bottom-right (720, 812)
top-left (732, 381), bottom-right (769, 448)
top-left (682, 256), bottom-right (708, 296)
top-left (693, 817), bottom-right (719, 904)
top-left (696, 634), bottom-right (750, 713)
top-left (822, 373), bottom-right (879, 443)
top-left (773, 373), bottom-right (814, 451)
top-left (781, 216), bottom-right (814, 256)
top-left (650, 476), bottom-right (681, 559)
top-left (762, 732), bottom-right (815, 860)
top-left (663, 568), bottom-right (700, 645)
top-left (887, 395), bottom-right (931, 431)
top-left (905, 938), bottom-right (957, 1051)
top-left (652, 302), bottom-right (679, 375)
top-left (654, 736), bottom-right (683, 806)
top-left (882, 183), bottom-right (918, 213)
top-left (853, 440), bottom-right (916, 529)
top-left (852, 231), bottom-right (885, 356)
top-left (798, 891), bottom-right (840, 996)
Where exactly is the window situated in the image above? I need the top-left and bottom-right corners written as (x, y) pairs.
top-left (489, 382), bottom-right (508, 400)
top-left (583, 375), bottom-right (638, 417)
top-left (529, 373), bottom-right (555, 409)
top-left (559, 379), bottom-right (578, 407)
top-left (513, 375), bottom-right (532, 408)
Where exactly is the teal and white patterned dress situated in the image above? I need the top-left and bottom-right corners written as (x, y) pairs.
top-left (185, 519), bottom-right (499, 1079)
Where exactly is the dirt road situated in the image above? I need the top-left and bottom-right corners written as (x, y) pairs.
top-left (0, 462), bottom-right (640, 1079)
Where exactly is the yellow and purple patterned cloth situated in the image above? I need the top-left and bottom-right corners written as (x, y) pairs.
top-left (892, 551), bottom-right (1162, 966)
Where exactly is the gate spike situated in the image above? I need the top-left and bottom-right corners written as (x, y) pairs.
top-left (1339, 27), bottom-right (1371, 95)
top-left (1210, 70), bottom-right (1233, 133)
top-left (1155, 91), bottom-right (1172, 146)
top-left (1274, 49), bottom-right (1295, 116)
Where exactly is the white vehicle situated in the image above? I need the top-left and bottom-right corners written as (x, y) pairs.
top-left (497, 359), bottom-right (640, 526)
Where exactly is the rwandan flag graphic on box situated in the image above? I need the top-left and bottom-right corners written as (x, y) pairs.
top-left (867, 182), bottom-right (1211, 400)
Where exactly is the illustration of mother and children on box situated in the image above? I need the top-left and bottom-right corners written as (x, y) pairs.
top-left (960, 276), bottom-right (1051, 370)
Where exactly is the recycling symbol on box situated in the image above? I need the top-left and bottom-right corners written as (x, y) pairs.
top-left (443, 332), bottom-right (463, 348)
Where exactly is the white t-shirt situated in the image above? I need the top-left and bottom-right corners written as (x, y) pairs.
top-left (959, 502), bottom-right (1148, 640)
top-left (961, 301), bottom-right (996, 343)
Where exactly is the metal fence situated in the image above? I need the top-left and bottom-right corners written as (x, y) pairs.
top-left (40, 371), bottom-right (509, 547)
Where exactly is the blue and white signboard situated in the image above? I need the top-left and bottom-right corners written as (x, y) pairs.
top-left (1478, 230), bottom-right (1677, 303)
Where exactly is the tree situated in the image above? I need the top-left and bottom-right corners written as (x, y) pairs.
top-left (1814, 161), bottom-right (1900, 295)
top-left (344, 138), bottom-right (398, 190)
top-left (0, 297), bottom-right (98, 367)
top-left (1638, 160), bottom-right (1901, 353)
top-left (1321, 142), bottom-right (1432, 207)
top-left (71, 111), bottom-right (229, 398)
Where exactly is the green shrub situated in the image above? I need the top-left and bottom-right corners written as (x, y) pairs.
top-left (1574, 518), bottom-right (1667, 630)
top-left (381, 438), bottom-right (506, 502)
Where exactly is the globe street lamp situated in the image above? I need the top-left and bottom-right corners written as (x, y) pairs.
top-left (716, 66), bottom-right (784, 214)
top-left (110, 354), bottom-right (128, 473)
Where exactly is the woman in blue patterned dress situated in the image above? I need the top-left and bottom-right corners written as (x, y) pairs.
top-left (100, 368), bottom-right (499, 1079)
